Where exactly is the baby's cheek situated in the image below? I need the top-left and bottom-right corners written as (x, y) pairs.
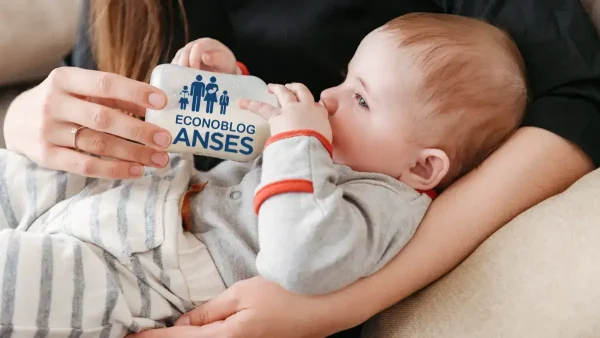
top-left (329, 120), bottom-right (346, 162)
top-left (330, 122), bottom-right (360, 165)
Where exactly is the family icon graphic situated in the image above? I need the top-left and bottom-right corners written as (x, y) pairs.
top-left (180, 75), bottom-right (231, 115)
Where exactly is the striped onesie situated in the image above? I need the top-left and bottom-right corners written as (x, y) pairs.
top-left (0, 131), bottom-right (431, 337)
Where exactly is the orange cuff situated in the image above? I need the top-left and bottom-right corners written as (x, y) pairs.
top-left (254, 179), bottom-right (313, 214)
top-left (237, 61), bottom-right (250, 75)
top-left (181, 183), bottom-right (208, 231)
top-left (265, 130), bottom-right (333, 158)
top-left (416, 189), bottom-right (437, 200)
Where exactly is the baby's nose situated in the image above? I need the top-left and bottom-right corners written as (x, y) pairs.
top-left (319, 95), bottom-right (338, 116)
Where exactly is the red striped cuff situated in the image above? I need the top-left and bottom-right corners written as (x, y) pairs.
top-left (254, 179), bottom-right (313, 214)
top-left (236, 61), bottom-right (250, 75)
top-left (265, 130), bottom-right (333, 158)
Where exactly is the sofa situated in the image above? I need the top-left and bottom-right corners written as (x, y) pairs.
top-left (1, 1), bottom-right (599, 337)
top-left (0, 0), bottom-right (80, 148)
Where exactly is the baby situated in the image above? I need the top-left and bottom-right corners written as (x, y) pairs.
top-left (0, 13), bottom-right (526, 337)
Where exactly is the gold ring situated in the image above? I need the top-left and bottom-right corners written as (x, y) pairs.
top-left (70, 126), bottom-right (86, 152)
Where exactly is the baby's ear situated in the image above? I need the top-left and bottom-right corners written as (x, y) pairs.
top-left (400, 149), bottom-right (449, 191)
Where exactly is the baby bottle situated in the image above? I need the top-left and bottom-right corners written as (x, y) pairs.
top-left (145, 64), bottom-right (277, 162)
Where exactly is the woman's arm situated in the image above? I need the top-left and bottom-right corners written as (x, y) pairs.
top-left (130, 126), bottom-right (593, 338)
top-left (314, 126), bottom-right (593, 333)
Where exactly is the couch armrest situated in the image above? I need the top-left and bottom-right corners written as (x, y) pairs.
top-left (362, 168), bottom-right (600, 337)
top-left (0, 0), bottom-right (81, 87)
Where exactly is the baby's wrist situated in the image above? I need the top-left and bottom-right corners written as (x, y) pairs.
top-left (236, 61), bottom-right (250, 76)
top-left (266, 129), bottom-right (333, 158)
top-left (269, 120), bottom-right (332, 145)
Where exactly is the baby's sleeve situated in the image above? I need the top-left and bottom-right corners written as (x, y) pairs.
top-left (254, 131), bottom-right (432, 295)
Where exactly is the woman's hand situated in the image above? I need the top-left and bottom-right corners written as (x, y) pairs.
top-left (172, 38), bottom-right (241, 75)
top-left (128, 277), bottom-right (334, 338)
top-left (4, 67), bottom-right (172, 179)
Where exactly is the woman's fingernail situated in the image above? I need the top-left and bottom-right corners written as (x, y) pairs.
top-left (130, 165), bottom-right (144, 177)
top-left (151, 152), bottom-right (169, 167)
top-left (153, 132), bottom-right (171, 148)
top-left (149, 93), bottom-right (165, 108)
top-left (175, 315), bottom-right (190, 326)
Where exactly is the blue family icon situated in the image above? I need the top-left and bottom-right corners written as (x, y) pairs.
top-left (205, 76), bottom-right (219, 114)
top-left (179, 86), bottom-right (190, 110)
top-left (191, 75), bottom-right (206, 112)
top-left (219, 91), bottom-right (230, 115)
top-left (180, 75), bottom-right (230, 115)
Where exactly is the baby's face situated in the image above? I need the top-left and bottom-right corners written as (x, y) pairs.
top-left (320, 30), bottom-right (423, 178)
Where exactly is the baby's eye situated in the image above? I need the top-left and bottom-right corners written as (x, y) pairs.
top-left (354, 93), bottom-right (369, 109)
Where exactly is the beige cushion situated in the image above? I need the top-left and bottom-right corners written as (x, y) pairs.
top-left (362, 168), bottom-right (600, 337)
top-left (0, 0), bottom-right (80, 87)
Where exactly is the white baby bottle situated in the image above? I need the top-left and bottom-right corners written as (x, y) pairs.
top-left (145, 64), bottom-right (277, 162)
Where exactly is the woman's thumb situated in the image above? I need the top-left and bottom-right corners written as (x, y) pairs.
top-left (175, 295), bottom-right (239, 326)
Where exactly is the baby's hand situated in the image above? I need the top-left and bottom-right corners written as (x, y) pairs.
top-left (172, 38), bottom-right (241, 75)
top-left (239, 83), bottom-right (332, 143)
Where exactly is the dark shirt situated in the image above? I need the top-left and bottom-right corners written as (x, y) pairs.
top-left (66, 0), bottom-right (600, 336)
top-left (69, 0), bottom-right (600, 170)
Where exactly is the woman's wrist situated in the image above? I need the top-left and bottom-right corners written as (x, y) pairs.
top-left (4, 88), bottom-right (32, 152)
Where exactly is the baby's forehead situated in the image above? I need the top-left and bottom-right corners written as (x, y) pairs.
top-left (353, 19), bottom-right (508, 88)
top-left (353, 31), bottom-right (414, 70)
top-left (355, 29), bottom-right (401, 55)
top-left (353, 32), bottom-right (425, 85)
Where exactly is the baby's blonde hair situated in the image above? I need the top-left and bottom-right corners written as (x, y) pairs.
top-left (383, 13), bottom-right (528, 188)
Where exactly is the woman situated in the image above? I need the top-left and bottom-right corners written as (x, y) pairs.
top-left (204, 76), bottom-right (219, 114)
top-left (4, 0), bottom-right (599, 337)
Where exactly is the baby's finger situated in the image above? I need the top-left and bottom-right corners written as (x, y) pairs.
top-left (238, 98), bottom-right (279, 121)
top-left (200, 51), bottom-right (237, 74)
top-left (177, 47), bottom-right (191, 68)
top-left (268, 84), bottom-right (298, 105)
top-left (285, 83), bottom-right (315, 103)
top-left (189, 39), bottom-right (227, 69)
top-left (189, 43), bottom-right (208, 69)
top-left (201, 52), bottom-right (227, 68)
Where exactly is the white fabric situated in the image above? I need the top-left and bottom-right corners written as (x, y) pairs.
top-left (0, 150), bottom-right (225, 336)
